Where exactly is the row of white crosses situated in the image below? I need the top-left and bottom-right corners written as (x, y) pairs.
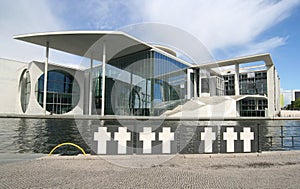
top-left (94, 127), bottom-right (132, 154)
top-left (202, 127), bottom-right (254, 152)
top-left (223, 127), bottom-right (254, 152)
top-left (94, 127), bottom-right (174, 154)
top-left (94, 126), bottom-right (254, 154)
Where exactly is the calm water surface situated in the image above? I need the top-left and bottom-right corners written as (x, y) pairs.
top-left (0, 118), bottom-right (299, 155)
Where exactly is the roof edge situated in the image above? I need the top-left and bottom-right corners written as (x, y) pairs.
top-left (13, 30), bottom-right (124, 39)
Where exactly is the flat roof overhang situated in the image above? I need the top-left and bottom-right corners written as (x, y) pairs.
top-left (13, 31), bottom-right (193, 68)
top-left (192, 53), bottom-right (274, 69)
top-left (14, 31), bottom-right (154, 62)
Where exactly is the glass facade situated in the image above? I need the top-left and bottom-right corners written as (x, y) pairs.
top-left (36, 70), bottom-right (80, 114)
top-left (239, 98), bottom-right (267, 117)
top-left (92, 50), bottom-right (188, 116)
top-left (240, 71), bottom-right (267, 95)
top-left (223, 75), bottom-right (235, 95)
top-left (223, 71), bottom-right (268, 117)
top-left (20, 70), bottom-right (31, 113)
top-left (223, 71), bottom-right (267, 96)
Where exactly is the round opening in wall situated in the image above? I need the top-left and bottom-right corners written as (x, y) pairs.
top-left (35, 70), bottom-right (80, 114)
top-left (20, 69), bottom-right (31, 113)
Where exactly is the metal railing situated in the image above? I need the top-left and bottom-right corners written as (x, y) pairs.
top-left (260, 125), bottom-right (300, 151)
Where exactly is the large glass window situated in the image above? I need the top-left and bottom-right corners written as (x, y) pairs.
top-left (152, 51), bottom-right (187, 115)
top-left (239, 71), bottom-right (267, 95)
top-left (223, 75), bottom-right (235, 95)
top-left (223, 71), bottom-right (268, 96)
top-left (20, 70), bottom-right (31, 113)
top-left (35, 70), bottom-right (80, 114)
top-left (239, 98), bottom-right (267, 117)
top-left (93, 50), bottom-right (188, 116)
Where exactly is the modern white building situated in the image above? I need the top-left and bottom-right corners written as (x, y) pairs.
top-left (281, 89), bottom-right (300, 107)
top-left (0, 31), bottom-right (281, 117)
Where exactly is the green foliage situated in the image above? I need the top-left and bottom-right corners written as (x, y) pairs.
top-left (293, 98), bottom-right (300, 110)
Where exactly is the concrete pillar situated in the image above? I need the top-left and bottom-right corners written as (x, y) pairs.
top-left (234, 64), bottom-right (240, 95)
top-left (43, 42), bottom-right (49, 115)
top-left (194, 70), bottom-right (197, 97)
top-left (101, 43), bottom-right (106, 116)
top-left (88, 56), bottom-right (93, 115)
top-left (130, 72), bottom-right (133, 115)
top-left (187, 69), bottom-right (193, 99)
top-left (276, 70), bottom-right (281, 113)
top-left (198, 69), bottom-right (202, 97)
top-left (267, 65), bottom-right (275, 117)
top-left (278, 75), bottom-right (281, 110)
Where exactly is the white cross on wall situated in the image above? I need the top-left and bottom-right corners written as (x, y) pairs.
top-left (201, 127), bottom-right (216, 153)
top-left (139, 127), bottom-right (155, 154)
top-left (223, 127), bottom-right (237, 152)
top-left (159, 127), bottom-right (174, 153)
top-left (114, 127), bottom-right (131, 154)
top-left (240, 127), bottom-right (254, 152)
top-left (94, 127), bottom-right (111, 154)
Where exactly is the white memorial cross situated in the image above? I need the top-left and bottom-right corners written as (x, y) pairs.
top-left (140, 127), bottom-right (155, 154)
top-left (114, 127), bottom-right (131, 154)
top-left (240, 127), bottom-right (254, 152)
top-left (223, 127), bottom-right (237, 152)
top-left (201, 127), bottom-right (216, 153)
top-left (94, 127), bottom-right (111, 154)
top-left (159, 127), bottom-right (174, 153)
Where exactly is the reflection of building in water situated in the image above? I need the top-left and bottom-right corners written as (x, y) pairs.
top-left (0, 31), bottom-right (280, 117)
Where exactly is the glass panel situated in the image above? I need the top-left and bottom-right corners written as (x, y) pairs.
top-left (239, 98), bottom-right (267, 117)
top-left (93, 50), bottom-right (188, 116)
top-left (35, 70), bottom-right (80, 114)
top-left (20, 70), bottom-right (31, 113)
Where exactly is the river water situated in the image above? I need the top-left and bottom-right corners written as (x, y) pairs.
top-left (0, 118), bottom-right (299, 155)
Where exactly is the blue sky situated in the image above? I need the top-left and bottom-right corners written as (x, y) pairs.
top-left (0, 0), bottom-right (300, 90)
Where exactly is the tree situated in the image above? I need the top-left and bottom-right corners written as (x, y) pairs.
top-left (293, 98), bottom-right (300, 110)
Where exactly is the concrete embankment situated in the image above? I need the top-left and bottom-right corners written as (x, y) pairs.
top-left (0, 151), bottom-right (300, 188)
top-left (1, 113), bottom-right (300, 121)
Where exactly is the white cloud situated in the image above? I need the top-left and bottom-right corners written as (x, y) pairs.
top-left (1, 0), bottom-right (299, 67)
top-left (69, 0), bottom-right (137, 30)
top-left (236, 36), bottom-right (288, 57)
top-left (0, 0), bottom-right (83, 68)
top-left (130, 0), bottom-right (300, 54)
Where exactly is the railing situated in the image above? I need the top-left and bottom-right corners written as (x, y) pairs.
top-left (260, 125), bottom-right (300, 151)
top-left (91, 123), bottom-right (300, 154)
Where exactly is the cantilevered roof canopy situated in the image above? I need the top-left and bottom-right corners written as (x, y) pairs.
top-left (13, 31), bottom-right (154, 62)
top-left (193, 53), bottom-right (274, 69)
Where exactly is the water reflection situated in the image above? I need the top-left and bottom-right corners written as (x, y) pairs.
top-left (0, 118), bottom-right (90, 155)
top-left (0, 118), bottom-right (299, 155)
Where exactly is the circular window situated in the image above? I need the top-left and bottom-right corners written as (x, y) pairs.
top-left (35, 70), bottom-right (80, 114)
top-left (20, 70), bottom-right (31, 113)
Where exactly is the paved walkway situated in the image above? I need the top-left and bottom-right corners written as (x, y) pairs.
top-left (0, 151), bottom-right (300, 188)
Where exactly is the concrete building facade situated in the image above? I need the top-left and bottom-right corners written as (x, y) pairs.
top-left (0, 31), bottom-right (281, 117)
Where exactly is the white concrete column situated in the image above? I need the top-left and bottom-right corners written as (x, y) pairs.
top-left (198, 69), bottom-right (202, 97)
top-left (234, 64), bottom-right (240, 95)
top-left (187, 69), bottom-right (193, 99)
top-left (101, 43), bottom-right (106, 116)
top-left (194, 71), bottom-right (197, 97)
top-left (130, 72), bottom-right (133, 115)
top-left (43, 42), bottom-right (49, 115)
top-left (88, 56), bottom-right (93, 115)
top-left (267, 65), bottom-right (275, 117)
